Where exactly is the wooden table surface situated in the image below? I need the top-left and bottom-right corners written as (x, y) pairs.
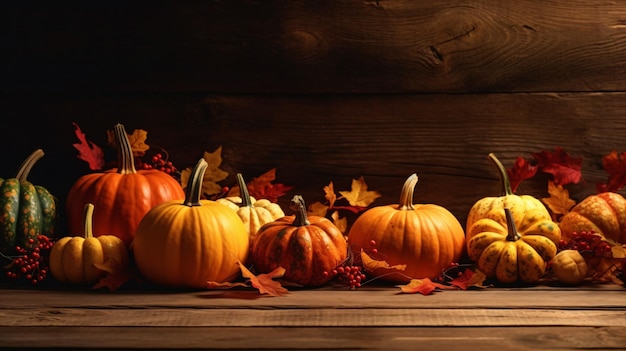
top-left (0, 283), bottom-right (624, 351)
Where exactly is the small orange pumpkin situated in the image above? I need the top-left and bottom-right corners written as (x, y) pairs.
top-left (347, 174), bottom-right (466, 282)
top-left (558, 192), bottom-right (626, 244)
top-left (66, 123), bottom-right (185, 246)
top-left (251, 195), bottom-right (348, 287)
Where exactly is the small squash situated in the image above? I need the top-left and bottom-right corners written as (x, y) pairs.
top-left (347, 174), bottom-right (466, 282)
top-left (0, 149), bottom-right (57, 255)
top-left (251, 195), bottom-right (348, 287)
top-left (466, 153), bottom-right (551, 231)
top-left (551, 249), bottom-right (588, 285)
top-left (66, 123), bottom-right (185, 246)
top-left (216, 173), bottom-right (284, 243)
top-left (49, 203), bottom-right (129, 286)
top-left (558, 192), bottom-right (626, 244)
top-left (466, 207), bottom-right (560, 284)
top-left (132, 158), bottom-right (249, 288)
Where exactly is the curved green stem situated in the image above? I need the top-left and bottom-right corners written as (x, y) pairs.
top-left (397, 173), bottom-right (418, 211)
top-left (83, 203), bottom-right (95, 239)
top-left (488, 153), bottom-right (514, 196)
top-left (183, 158), bottom-right (208, 207)
top-left (15, 149), bottom-right (45, 181)
top-left (236, 173), bottom-right (252, 207)
top-left (114, 123), bottom-right (137, 175)
top-left (504, 208), bottom-right (521, 241)
top-left (290, 195), bottom-right (310, 227)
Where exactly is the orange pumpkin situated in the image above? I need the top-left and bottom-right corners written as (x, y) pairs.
top-left (558, 192), bottom-right (626, 244)
top-left (347, 174), bottom-right (465, 282)
top-left (66, 124), bottom-right (184, 246)
top-left (132, 158), bottom-right (249, 288)
top-left (251, 195), bottom-right (348, 287)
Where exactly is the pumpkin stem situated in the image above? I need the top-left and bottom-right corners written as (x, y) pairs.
top-left (488, 153), bottom-right (514, 196)
top-left (183, 158), bottom-right (208, 207)
top-left (290, 195), bottom-right (310, 227)
top-left (504, 208), bottom-right (521, 241)
top-left (236, 173), bottom-right (253, 207)
top-left (397, 173), bottom-right (418, 211)
top-left (83, 203), bottom-right (95, 239)
top-left (15, 149), bottom-right (45, 182)
top-left (114, 123), bottom-right (137, 175)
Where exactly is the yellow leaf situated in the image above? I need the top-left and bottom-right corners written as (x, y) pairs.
top-left (308, 201), bottom-right (329, 217)
top-left (180, 146), bottom-right (229, 197)
top-left (330, 211), bottom-right (347, 234)
top-left (541, 180), bottom-right (576, 216)
top-left (339, 176), bottom-right (381, 207)
top-left (361, 249), bottom-right (406, 274)
top-left (323, 182), bottom-right (337, 208)
top-left (106, 128), bottom-right (150, 156)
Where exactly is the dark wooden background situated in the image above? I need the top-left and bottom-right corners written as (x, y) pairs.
top-left (3, 1), bottom-right (626, 232)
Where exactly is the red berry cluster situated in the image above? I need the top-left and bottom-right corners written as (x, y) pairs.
top-left (324, 265), bottom-right (367, 290)
top-left (435, 262), bottom-right (468, 283)
top-left (558, 230), bottom-right (612, 258)
top-left (140, 152), bottom-right (178, 175)
top-left (3, 235), bottom-right (53, 285)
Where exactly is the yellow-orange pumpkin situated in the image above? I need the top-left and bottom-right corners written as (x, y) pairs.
top-left (132, 158), bottom-right (249, 288)
top-left (558, 192), bottom-right (626, 244)
top-left (347, 174), bottom-right (465, 282)
top-left (66, 124), bottom-right (184, 246)
top-left (251, 195), bottom-right (347, 287)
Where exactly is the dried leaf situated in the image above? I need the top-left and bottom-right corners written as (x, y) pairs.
top-left (541, 180), bottom-right (576, 217)
top-left (330, 210), bottom-right (347, 234)
top-left (92, 258), bottom-right (136, 292)
top-left (324, 182), bottom-right (337, 208)
top-left (72, 122), bottom-right (105, 171)
top-left (247, 168), bottom-right (294, 203)
top-left (181, 147), bottom-right (229, 197)
top-left (397, 278), bottom-right (451, 295)
top-left (338, 176), bottom-right (381, 208)
top-left (237, 261), bottom-right (289, 297)
top-left (106, 128), bottom-right (150, 157)
top-left (507, 156), bottom-right (538, 193)
top-left (361, 249), bottom-right (406, 275)
top-left (307, 201), bottom-right (329, 217)
top-left (597, 150), bottom-right (626, 192)
top-left (449, 268), bottom-right (488, 290)
top-left (532, 147), bottom-right (583, 186)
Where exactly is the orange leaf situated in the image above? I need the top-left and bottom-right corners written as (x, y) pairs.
top-left (449, 268), bottom-right (488, 290)
top-left (92, 258), bottom-right (137, 292)
top-left (397, 278), bottom-right (451, 295)
top-left (541, 180), bottom-right (576, 217)
top-left (324, 182), bottom-right (337, 208)
top-left (237, 261), bottom-right (288, 297)
top-left (338, 176), bottom-right (381, 207)
top-left (106, 128), bottom-right (150, 157)
top-left (181, 146), bottom-right (229, 197)
top-left (330, 211), bottom-right (348, 234)
top-left (307, 201), bottom-right (329, 217)
top-left (361, 249), bottom-right (406, 277)
top-left (72, 122), bottom-right (105, 171)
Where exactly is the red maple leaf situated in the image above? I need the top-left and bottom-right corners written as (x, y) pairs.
top-left (531, 147), bottom-right (582, 186)
top-left (397, 278), bottom-right (454, 295)
top-left (72, 122), bottom-right (105, 170)
top-left (449, 268), bottom-right (487, 290)
top-left (597, 150), bottom-right (626, 192)
top-left (246, 168), bottom-right (294, 203)
top-left (507, 157), bottom-right (538, 193)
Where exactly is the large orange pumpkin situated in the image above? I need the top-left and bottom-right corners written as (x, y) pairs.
top-left (347, 174), bottom-right (465, 282)
top-left (132, 158), bottom-right (249, 288)
top-left (558, 192), bottom-right (626, 244)
top-left (66, 124), bottom-right (184, 246)
top-left (250, 195), bottom-right (348, 287)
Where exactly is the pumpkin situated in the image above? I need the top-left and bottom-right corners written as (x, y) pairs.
top-left (216, 173), bottom-right (285, 244)
top-left (466, 153), bottom-right (551, 231)
top-left (0, 149), bottom-right (57, 255)
top-left (66, 123), bottom-right (185, 246)
top-left (132, 158), bottom-right (249, 288)
top-left (466, 207), bottom-right (560, 284)
top-left (347, 174), bottom-right (465, 282)
top-left (558, 192), bottom-right (626, 244)
top-left (251, 194), bottom-right (348, 287)
top-left (49, 203), bottom-right (129, 286)
top-left (551, 249), bottom-right (588, 285)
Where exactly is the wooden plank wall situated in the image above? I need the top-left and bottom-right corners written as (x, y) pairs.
top-left (3, 1), bottom-right (626, 231)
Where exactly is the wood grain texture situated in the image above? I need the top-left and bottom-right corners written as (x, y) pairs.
top-left (3, 1), bottom-right (626, 93)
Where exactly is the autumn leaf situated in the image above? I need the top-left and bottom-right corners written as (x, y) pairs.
top-left (181, 147), bottom-right (229, 197)
top-left (361, 249), bottom-right (407, 277)
top-left (338, 176), bottom-right (381, 208)
top-left (597, 150), bottom-right (626, 192)
top-left (532, 147), bottom-right (583, 186)
top-left (541, 180), bottom-right (576, 218)
top-left (246, 168), bottom-right (294, 203)
top-left (397, 278), bottom-right (452, 295)
top-left (507, 156), bottom-right (538, 193)
top-left (330, 210), bottom-right (348, 234)
top-left (72, 122), bottom-right (106, 171)
top-left (307, 201), bottom-right (329, 217)
top-left (106, 128), bottom-right (150, 157)
top-left (449, 268), bottom-right (488, 290)
top-left (238, 261), bottom-right (289, 297)
top-left (92, 258), bottom-right (139, 292)
top-left (324, 182), bottom-right (337, 208)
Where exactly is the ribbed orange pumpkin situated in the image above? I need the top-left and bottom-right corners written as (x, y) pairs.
top-left (251, 195), bottom-right (347, 287)
top-left (347, 174), bottom-right (465, 282)
top-left (558, 192), bottom-right (626, 244)
top-left (66, 124), bottom-right (184, 247)
top-left (132, 158), bottom-right (249, 288)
